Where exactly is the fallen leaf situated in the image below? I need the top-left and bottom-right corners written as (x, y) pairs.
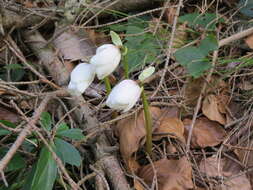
top-left (114, 107), bottom-right (163, 160)
top-left (238, 81), bottom-right (253, 91)
top-left (199, 155), bottom-right (251, 190)
top-left (85, 29), bottom-right (111, 46)
top-left (202, 94), bottom-right (226, 125)
top-left (183, 117), bottom-right (226, 148)
top-left (53, 29), bottom-right (95, 61)
top-left (234, 139), bottom-right (253, 186)
top-left (153, 117), bottom-right (185, 142)
top-left (245, 33), bottom-right (253, 49)
top-left (138, 157), bottom-right (193, 190)
top-left (165, 4), bottom-right (177, 25)
top-left (184, 77), bottom-right (227, 109)
top-left (0, 106), bottom-right (20, 123)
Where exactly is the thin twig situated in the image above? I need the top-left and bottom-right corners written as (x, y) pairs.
top-left (151, 0), bottom-right (184, 98)
top-left (0, 95), bottom-right (52, 172)
top-left (186, 50), bottom-right (219, 150)
top-left (219, 26), bottom-right (253, 47)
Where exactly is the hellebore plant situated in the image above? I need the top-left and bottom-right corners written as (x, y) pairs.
top-left (138, 66), bottom-right (155, 155)
top-left (106, 66), bottom-right (155, 155)
top-left (68, 63), bottom-right (95, 96)
top-left (106, 79), bottom-right (142, 112)
top-left (90, 43), bottom-right (121, 94)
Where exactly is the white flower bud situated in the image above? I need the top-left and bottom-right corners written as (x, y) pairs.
top-left (90, 44), bottom-right (121, 79)
top-left (68, 63), bottom-right (95, 96)
top-left (106, 80), bottom-right (142, 112)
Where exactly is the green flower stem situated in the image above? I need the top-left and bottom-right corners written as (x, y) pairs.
top-left (123, 55), bottom-right (129, 78)
top-left (141, 86), bottom-right (152, 156)
top-left (104, 76), bottom-right (111, 95)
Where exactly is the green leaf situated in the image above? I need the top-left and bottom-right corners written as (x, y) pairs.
top-left (40, 112), bottom-right (52, 131)
top-left (110, 31), bottom-right (123, 46)
top-left (174, 46), bottom-right (211, 77)
top-left (56, 128), bottom-right (85, 140)
top-left (179, 13), bottom-right (218, 30)
top-left (56, 122), bottom-right (69, 133)
top-left (174, 46), bottom-right (205, 65)
top-left (138, 66), bottom-right (155, 82)
top-left (187, 60), bottom-right (211, 78)
top-left (4, 64), bottom-right (23, 70)
top-left (199, 34), bottom-right (218, 55)
top-left (54, 138), bottom-right (82, 166)
top-left (29, 146), bottom-right (57, 190)
top-left (0, 120), bottom-right (16, 128)
top-left (0, 148), bottom-right (26, 172)
top-left (0, 129), bottom-right (11, 136)
top-left (124, 22), bottom-right (160, 72)
top-left (238, 0), bottom-right (253, 17)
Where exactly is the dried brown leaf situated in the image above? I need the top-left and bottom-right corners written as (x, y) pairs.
top-left (183, 117), bottom-right (226, 148)
top-left (199, 156), bottom-right (251, 190)
top-left (245, 34), bottom-right (253, 49)
top-left (138, 157), bottom-right (193, 190)
top-left (238, 81), bottom-right (253, 91)
top-left (153, 117), bottom-right (185, 142)
top-left (0, 106), bottom-right (20, 123)
top-left (234, 140), bottom-right (253, 186)
top-left (184, 77), bottom-right (227, 109)
top-left (202, 94), bottom-right (226, 125)
top-left (53, 29), bottom-right (95, 61)
top-left (114, 107), bottom-right (163, 159)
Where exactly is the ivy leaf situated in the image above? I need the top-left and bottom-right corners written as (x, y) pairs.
top-left (179, 13), bottom-right (219, 30)
top-left (174, 46), bottom-right (211, 77)
top-left (174, 46), bottom-right (206, 66)
top-left (199, 34), bottom-right (218, 55)
top-left (56, 128), bottom-right (85, 140)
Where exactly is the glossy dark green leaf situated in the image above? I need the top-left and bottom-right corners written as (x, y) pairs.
top-left (56, 128), bottom-right (85, 140)
top-left (0, 120), bottom-right (16, 128)
top-left (40, 112), bottom-right (52, 131)
top-left (0, 129), bottom-right (11, 136)
top-left (29, 146), bottom-right (57, 190)
top-left (54, 138), bottom-right (82, 166)
top-left (0, 148), bottom-right (26, 172)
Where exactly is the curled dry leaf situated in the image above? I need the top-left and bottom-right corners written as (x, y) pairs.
top-left (153, 117), bottom-right (185, 142)
top-left (0, 106), bottom-right (20, 123)
top-left (199, 155), bottom-right (251, 190)
top-left (234, 139), bottom-right (253, 186)
top-left (53, 29), bottom-right (95, 61)
top-left (183, 117), bottom-right (226, 148)
top-left (138, 157), bottom-right (193, 190)
top-left (184, 77), bottom-right (227, 109)
top-left (114, 107), bottom-right (163, 160)
top-left (245, 33), bottom-right (253, 49)
top-left (202, 94), bottom-right (226, 125)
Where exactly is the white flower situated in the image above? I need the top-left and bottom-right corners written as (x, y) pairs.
top-left (68, 63), bottom-right (95, 96)
top-left (106, 80), bottom-right (142, 112)
top-left (90, 44), bottom-right (121, 79)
